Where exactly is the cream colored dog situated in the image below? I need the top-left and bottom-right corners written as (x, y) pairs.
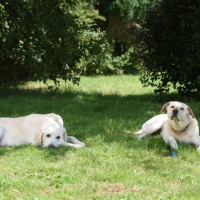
top-left (136, 101), bottom-right (200, 151)
top-left (0, 113), bottom-right (85, 148)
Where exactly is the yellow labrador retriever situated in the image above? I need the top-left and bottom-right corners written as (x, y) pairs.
top-left (0, 113), bottom-right (85, 148)
top-left (136, 101), bottom-right (200, 151)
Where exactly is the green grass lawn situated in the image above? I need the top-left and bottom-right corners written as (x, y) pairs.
top-left (0, 75), bottom-right (200, 200)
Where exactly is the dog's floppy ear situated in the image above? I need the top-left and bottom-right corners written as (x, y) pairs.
top-left (63, 128), bottom-right (67, 142)
top-left (188, 106), bottom-right (195, 119)
top-left (160, 102), bottom-right (170, 112)
top-left (35, 128), bottom-right (44, 146)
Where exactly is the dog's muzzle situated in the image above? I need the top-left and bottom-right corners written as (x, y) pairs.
top-left (171, 109), bottom-right (179, 121)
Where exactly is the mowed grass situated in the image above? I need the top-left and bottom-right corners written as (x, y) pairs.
top-left (0, 75), bottom-right (200, 200)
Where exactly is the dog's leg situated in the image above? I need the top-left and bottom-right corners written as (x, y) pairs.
top-left (135, 129), bottom-right (148, 140)
top-left (61, 142), bottom-right (85, 148)
top-left (61, 136), bottom-right (86, 148)
top-left (66, 136), bottom-right (86, 147)
top-left (136, 122), bottom-right (163, 140)
top-left (137, 132), bottom-right (149, 140)
top-left (136, 114), bottom-right (167, 140)
top-left (163, 135), bottom-right (178, 150)
top-left (191, 137), bottom-right (200, 152)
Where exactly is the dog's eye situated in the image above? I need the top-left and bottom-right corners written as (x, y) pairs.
top-left (171, 106), bottom-right (174, 108)
top-left (56, 136), bottom-right (60, 139)
top-left (46, 134), bottom-right (51, 138)
top-left (180, 108), bottom-right (184, 110)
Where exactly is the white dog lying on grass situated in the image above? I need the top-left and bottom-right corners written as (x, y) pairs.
top-left (135, 101), bottom-right (200, 151)
top-left (0, 113), bottom-right (85, 148)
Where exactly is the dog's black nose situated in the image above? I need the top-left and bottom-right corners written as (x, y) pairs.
top-left (48, 144), bottom-right (54, 148)
top-left (173, 109), bottom-right (178, 114)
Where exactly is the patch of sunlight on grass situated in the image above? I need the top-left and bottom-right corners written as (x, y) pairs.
top-left (21, 75), bottom-right (155, 96)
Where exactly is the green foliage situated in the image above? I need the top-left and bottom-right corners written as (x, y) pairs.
top-left (115, 0), bottom-right (148, 21)
top-left (98, 0), bottom-right (148, 22)
top-left (76, 30), bottom-right (139, 75)
top-left (139, 0), bottom-right (200, 99)
top-left (74, 5), bottom-right (141, 76)
top-left (0, 0), bottom-right (141, 86)
top-left (0, 0), bottom-right (96, 87)
top-left (87, 0), bottom-right (148, 75)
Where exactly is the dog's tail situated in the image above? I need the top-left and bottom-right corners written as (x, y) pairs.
top-left (134, 129), bottom-right (142, 134)
top-left (116, 129), bottom-right (141, 134)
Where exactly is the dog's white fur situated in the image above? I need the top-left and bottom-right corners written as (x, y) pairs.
top-left (136, 101), bottom-right (200, 151)
top-left (0, 113), bottom-right (85, 148)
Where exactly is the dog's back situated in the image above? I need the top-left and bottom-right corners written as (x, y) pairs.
top-left (0, 114), bottom-right (60, 146)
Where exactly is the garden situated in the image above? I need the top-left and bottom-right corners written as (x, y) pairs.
top-left (0, 76), bottom-right (200, 199)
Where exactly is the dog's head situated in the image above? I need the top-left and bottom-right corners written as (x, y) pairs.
top-left (160, 101), bottom-right (195, 121)
top-left (35, 116), bottom-right (67, 148)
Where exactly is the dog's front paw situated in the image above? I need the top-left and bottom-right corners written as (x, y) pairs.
top-left (169, 140), bottom-right (178, 150)
top-left (79, 142), bottom-right (86, 148)
top-left (74, 143), bottom-right (86, 148)
top-left (197, 146), bottom-right (200, 153)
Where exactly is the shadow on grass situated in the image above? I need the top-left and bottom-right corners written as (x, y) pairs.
top-left (0, 145), bottom-right (28, 156)
top-left (0, 143), bottom-right (82, 162)
top-left (0, 87), bottom-right (198, 158)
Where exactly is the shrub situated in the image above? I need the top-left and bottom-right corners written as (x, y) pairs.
top-left (139, 0), bottom-right (200, 99)
top-left (76, 29), bottom-right (140, 75)
top-left (0, 0), bottom-right (97, 87)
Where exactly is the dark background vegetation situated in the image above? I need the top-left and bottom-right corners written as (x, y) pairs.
top-left (1, 0), bottom-right (200, 99)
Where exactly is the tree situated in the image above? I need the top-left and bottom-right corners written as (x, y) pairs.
top-left (82, 0), bottom-right (149, 75)
top-left (96, 0), bottom-right (147, 41)
top-left (139, 0), bottom-right (200, 99)
top-left (0, 0), bottom-right (94, 87)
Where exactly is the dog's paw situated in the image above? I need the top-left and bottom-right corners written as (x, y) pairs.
top-left (197, 146), bottom-right (200, 153)
top-left (169, 140), bottom-right (178, 150)
top-left (137, 135), bottom-right (143, 140)
top-left (74, 143), bottom-right (86, 148)
top-left (79, 142), bottom-right (86, 148)
top-left (136, 133), bottom-right (147, 140)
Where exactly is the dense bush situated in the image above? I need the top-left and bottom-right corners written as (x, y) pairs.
top-left (0, 0), bottom-right (95, 87)
top-left (80, 0), bottom-right (148, 75)
top-left (139, 0), bottom-right (200, 99)
top-left (97, 0), bottom-right (147, 22)
top-left (76, 29), bottom-right (140, 75)
top-left (0, 0), bottom-right (144, 87)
